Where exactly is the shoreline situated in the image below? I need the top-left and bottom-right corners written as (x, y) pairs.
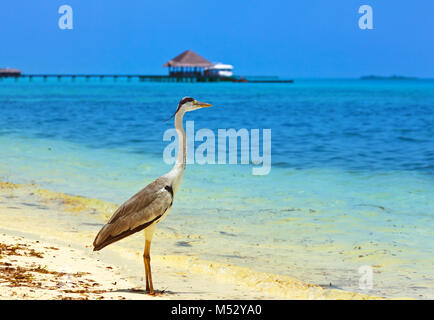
top-left (0, 181), bottom-right (383, 299)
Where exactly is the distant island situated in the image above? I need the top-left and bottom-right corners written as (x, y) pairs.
top-left (360, 75), bottom-right (418, 80)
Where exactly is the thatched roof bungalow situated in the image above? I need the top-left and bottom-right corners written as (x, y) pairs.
top-left (163, 50), bottom-right (213, 77)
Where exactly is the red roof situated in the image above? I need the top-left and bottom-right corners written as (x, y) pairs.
top-left (163, 50), bottom-right (212, 68)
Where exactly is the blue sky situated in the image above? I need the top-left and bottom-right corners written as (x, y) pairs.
top-left (0, 1), bottom-right (433, 77)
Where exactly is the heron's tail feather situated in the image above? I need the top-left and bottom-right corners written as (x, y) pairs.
top-left (93, 223), bottom-right (136, 251)
top-left (93, 219), bottom-right (158, 251)
top-left (93, 224), bottom-right (116, 251)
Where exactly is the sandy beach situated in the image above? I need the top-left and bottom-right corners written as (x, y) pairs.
top-left (0, 181), bottom-right (383, 300)
top-left (1, 0), bottom-right (433, 303)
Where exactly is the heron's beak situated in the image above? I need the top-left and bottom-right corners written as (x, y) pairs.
top-left (194, 101), bottom-right (212, 108)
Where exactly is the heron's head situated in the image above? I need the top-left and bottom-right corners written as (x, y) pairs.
top-left (166, 97), bottom-right (212, 121)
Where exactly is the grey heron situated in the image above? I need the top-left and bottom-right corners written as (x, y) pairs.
top-left (93, 97), bottom-right (212, 295)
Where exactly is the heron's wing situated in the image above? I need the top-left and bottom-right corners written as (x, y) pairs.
top-left (93, 177), bottom-right (173, 251)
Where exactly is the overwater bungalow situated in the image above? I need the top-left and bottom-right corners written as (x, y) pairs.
top-left (0, 68), bottom-right (21, 77)
top-left (163, 50), bottom-right (213, 77)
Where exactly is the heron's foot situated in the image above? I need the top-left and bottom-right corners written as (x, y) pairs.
top-left (146, 289), bottom-right (165, 296)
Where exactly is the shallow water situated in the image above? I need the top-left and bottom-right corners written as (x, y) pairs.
top-left (0, 78), bottom-right (433, 298)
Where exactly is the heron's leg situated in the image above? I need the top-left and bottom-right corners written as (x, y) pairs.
top-left (144, 224), bottom-right (156, 295)
top-left (144, 239), bottom-right (154, 294)
top-left (143, 248), bottom-right (150, 292)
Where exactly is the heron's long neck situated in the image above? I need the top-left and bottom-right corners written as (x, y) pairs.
top-left (166, 110), bottom-right (186, 193)
top-left (174, 110), bottom-right (186, 170)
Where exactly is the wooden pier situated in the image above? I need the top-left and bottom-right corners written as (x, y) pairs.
top-left (0, 50), bottom-right (294, 83)
top-left (0, 74), bottom-right (293, 83)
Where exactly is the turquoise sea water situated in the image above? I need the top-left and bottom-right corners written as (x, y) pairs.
top-left (0, 78), bottom-right (433, 298)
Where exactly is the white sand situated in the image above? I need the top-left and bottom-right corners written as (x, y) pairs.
top-left (0, 182), bottom-right (382, 300)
